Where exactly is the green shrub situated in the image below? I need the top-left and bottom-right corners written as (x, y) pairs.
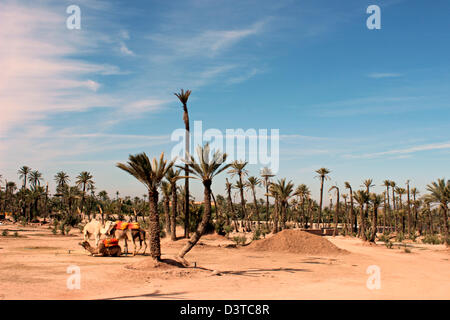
top-left (2, 230), bottom-right (9, 237)
top-left (232, 236), bottom-right (247, 246)
top-left (223, 225), bottom-right (233, 238)
top-left (423, 234), bottom-right (441, 245)
top-left (396, 232), bottom-right (404, 242)
top-left (404, 247), bottom-right (411, 253)
top-left (252, 228), bottom-right (261, 241)
top-left (13, 231), bottom-right (19, 237)
top-left (384, 239), bottom-right (393, 249)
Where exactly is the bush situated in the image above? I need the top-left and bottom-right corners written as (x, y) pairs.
top-left (223, 225), bottom-right (233, 238)
top-left (404, 247), bottom-right (412, 253)
top-left (252, 228), bottom-right (261, 240)
top-left (13, 231), bottom-right (19, 237)
top-left (396, 232), bottom-right (404, 242)
top-left (384, 239), bottom-right (393, 249)
top-left (2, 230), bottom-right (9, 237)
top-left (232, 236), bottom-right (247, 246)
top-left (422, 234), bottom-right (441, 245)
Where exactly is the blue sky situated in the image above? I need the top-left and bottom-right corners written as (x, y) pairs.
top-left (1, 0), bottom-right (449, 202)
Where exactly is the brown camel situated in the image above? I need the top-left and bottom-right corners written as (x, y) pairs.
top-left (79, 241), bottom-right (122, 257)
top-left (103, 221), bottom-right (148, 255)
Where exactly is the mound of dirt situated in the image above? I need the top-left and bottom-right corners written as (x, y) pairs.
top-left (248, 229), bottom-right (347, 255)
top-left (125, 257), bottom-right (186, 271)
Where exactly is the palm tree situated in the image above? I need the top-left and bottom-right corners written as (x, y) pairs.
top-left (369, 193), bottom-right (383, 242)
top-left (174, 89), bottom-right (192, 239)
top-left (329, 185), bottom-right (340, 236)
top-left (225, 178), bottom-right (239, 231)
top-left (245, 176), bottom-right (261, 227)
top-left (271, 178), bottom-right (294, 230)
top-left (315, 168), bottom-right (331, 228)
top-left (411, 187), bottom-right (420, 231)
top-left (395, 187), bottom-right (406, 232)
top-left (29, 170), bottom-right (43, 189)
top-left (362, 179), bottom-right (375, 193)
top-left (260, 167), bottom-right (275, 223)
top-left (354, 190), bottom-right (369, 240)
top-left (165, 167), bottom-right (183, 241)
top-left (426, 178), bottom-right (449, 246)
top-left (383, 180), bottom-right (391, 233)
top-left (18, 166), bottom-right (31, 189)
top-left (117, 152), bottom-right (175, 260)
top-left (54, 171), bottom-right (70, 191)
top-left (406, 180), bottom-right (412, 235)
top-left (345, 182), bottom-right (356, 233)
top-left (177, 143), bottom-right (230, 260)
top-left (228, 160), bottom-right (249, 229)
top-left (295, 184), bottom-right (310, 228)
top-left (76, 171), bottom-right (94, 218)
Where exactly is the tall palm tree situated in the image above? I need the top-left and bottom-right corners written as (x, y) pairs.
top-left (362, 179), bottom-right (375, 193)
top-left (354, 190), bottom-right (369, 240)
top-left (18, 166), bottom-right (31, 189)
top-left (174, 89), bottom-right (192, 239)
top-left (411, 187), bottom-right (420, 231)
top-left (383, 180), bottom-right (391, 233)
top-left (369, 193), bottom-right (383, 242)
top-left (225, 178), bottom-right (239, 231)
top-left (54, 171), bottom-right (70, 191)
top-left (344, 182), bottom-right (356, 233)
top-left (228, 160), bottom-right (248, 229)
top-left (315, 168), bottom-right (331, 228)
top-left (271, 178), bottom-right (294, 230)
top-left (177, 143), bottom-right (230, 260)
top-left (165, 167), bottom-right (183, 241)
top-left (76, 171), bottom-right (94, 218)
top-left (329, 185), bottom-right (340, 236)
top-left (260, 167), bottom-right (275, 223)
top-left (426, 178), bottom-right (449, 246)
top-left (117, 152), bottom-right (175, 260)
top-left (29, 170), bottom-right (43, 189)
top-left (395, 187), bottom-right (406, 232)
top-left (245, 176), bottom-right (261, 227)
top-left (295, 184), bottom-right (310, 228)
top-left (406, 180), bottom-right (412, 235)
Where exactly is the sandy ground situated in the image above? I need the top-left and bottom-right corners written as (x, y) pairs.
top-left (0, 223), bottom-right (448, 300)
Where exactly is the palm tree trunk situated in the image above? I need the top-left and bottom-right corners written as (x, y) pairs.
top-left (164, 197), bottom-right (171, 235)
top-left (442, 205), bottom-right (449, 247)
top-left (148, 188), bottom-right (161, 260)
top-left (178, 180), bottom-right (212, 259)
top-left (170, 184), bottom-right (177, 241)
top-left (252, 188), bottom-right (260, 228)
top-left (370, 206), bottom-right (378, 242)
top-left (183, 108), bottom-right (190, 239)
top-left (318, 177), bottom-right (324, 228)
top-left (333, 191), bottom-right (340, 237)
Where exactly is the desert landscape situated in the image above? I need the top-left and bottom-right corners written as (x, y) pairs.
top-left (0, 223), bottom-right (448, 300)
top-left (1, 0), bottom-right (450, 303)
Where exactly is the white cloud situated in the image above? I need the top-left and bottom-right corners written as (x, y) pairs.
top-left (367, 72), bottom-right (403, 79)
top-left (346, 141), bottom-right (450, 159)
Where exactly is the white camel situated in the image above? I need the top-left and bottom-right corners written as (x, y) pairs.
top-left (82, 219), bottom-right (106, 247)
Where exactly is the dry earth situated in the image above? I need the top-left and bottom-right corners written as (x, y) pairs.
top-left (0, 223), bottom-right (448, 300)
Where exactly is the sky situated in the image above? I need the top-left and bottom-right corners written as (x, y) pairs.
top-left (0, 0), bottom-right (449, 203)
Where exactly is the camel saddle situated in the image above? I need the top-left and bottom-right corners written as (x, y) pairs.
top-left (114, 221), bottom-right (140, 230)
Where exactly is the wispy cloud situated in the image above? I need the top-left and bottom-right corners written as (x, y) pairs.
top-left (345, 141), bottom-right (450, 159)
top-left (367, 72), bottom-right (403, 79)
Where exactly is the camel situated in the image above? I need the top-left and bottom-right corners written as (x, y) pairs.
top-left (79, 241), bottom-right (122, 257)
top-left (103, 220), bottom-right (148, 256)
top-left (82, 219), bottom-right (106, 247)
